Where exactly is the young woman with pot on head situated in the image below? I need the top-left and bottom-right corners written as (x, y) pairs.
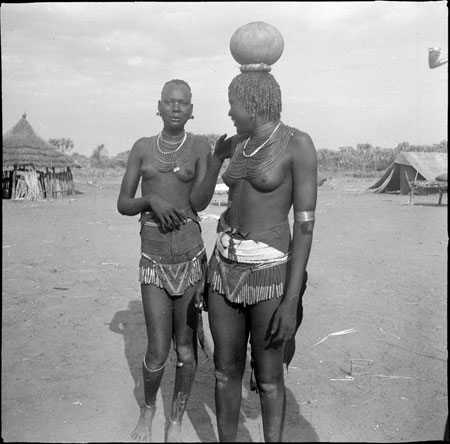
top-left (191, 22), bottom-right (317, 442)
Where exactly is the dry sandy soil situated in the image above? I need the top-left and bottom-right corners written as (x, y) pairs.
top-left (2, 171), bottom-right (448, 442)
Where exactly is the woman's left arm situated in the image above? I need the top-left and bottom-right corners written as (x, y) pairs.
top-left (189, 137), bottom-right (213, 212)
top-left (269, 131), bottom-right (317, 343)
top-left (190, 135), bottom-right (234, 212)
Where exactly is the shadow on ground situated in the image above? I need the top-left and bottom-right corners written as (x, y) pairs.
top-left (110, 300), bottom-right (318, 442)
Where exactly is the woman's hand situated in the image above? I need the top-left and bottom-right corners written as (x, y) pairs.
top-left (147, 195), bottom-right (187, 230)
top-left (268, 300), bottom-right (301, 345)
top-left (213, 134), bottom-right (233, 162)
top-left (194, 274), bottom-right (206, 311)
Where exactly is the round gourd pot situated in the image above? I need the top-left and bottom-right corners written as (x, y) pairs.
top-left (230, 21), bottom-right (284, 65)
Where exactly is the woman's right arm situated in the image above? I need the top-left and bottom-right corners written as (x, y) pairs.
top-left (117, 141), bottom-right (151, 216)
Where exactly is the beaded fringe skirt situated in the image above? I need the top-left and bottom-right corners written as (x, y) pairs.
top-left (139, 212), bottom-right (206, 296)
top-left (140, 249), bottom-right (206, 296)
top-left (207, 247), bottom-right (289, 306)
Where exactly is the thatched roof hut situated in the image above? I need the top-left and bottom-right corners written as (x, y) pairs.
top-left (2, 114), bottom-right (78, 200)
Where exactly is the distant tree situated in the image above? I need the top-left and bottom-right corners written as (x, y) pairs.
top-left (103, 158), bottom-right (124, 169)
top-left (72, 152), bottom-right (90, 168)
top-left (356, 143), bottom-right (373, 152)
top-left (115, 150), bottom-right (130, 168)
top-left (315, 139), bottom-right (446, 173)
top-left (338, 146), bottom-right (354, 153)
top-left (396, 141), bottom-right (410, 152)
top-left (436, 140), bottom-right (448, 152)
top-left (90, 144), bottom-right (109, 168)
top-left (395, 141), bottom-right (447, 153)
top-left (49, 138), bottom-right (74, 154)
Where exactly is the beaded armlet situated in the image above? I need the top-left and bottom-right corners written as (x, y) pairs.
top-left (294, 211), bottom-right (315, 222)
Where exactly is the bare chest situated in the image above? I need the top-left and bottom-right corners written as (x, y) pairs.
top-left (141, 157), bottom-right (196, 183)
top-left (223, 151), bottom-right (290, 192)
top-left (141, 136), bottom-right (197, 183)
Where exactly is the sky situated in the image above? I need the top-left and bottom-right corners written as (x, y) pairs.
top-left (1, 1), bottom-right (448, 157)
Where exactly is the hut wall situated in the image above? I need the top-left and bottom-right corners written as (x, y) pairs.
top-left (39, 169), bottom-right (75, 199)
top-left (2, 166), bottom-right (76, 200)
top-left (2, 170), bottom-right (13, 199)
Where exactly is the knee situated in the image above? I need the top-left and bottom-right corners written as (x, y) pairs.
top-left (175, 343), bottom-right (196, 364)
top-left (214, 369), bottom-right (229, 387)
top-left (257, 379), bottom-right (282, 397)
top-left (144, 352), bottom-right (169, 370)
top-left (214, 363), bottom-right (244, 387)
top-left (144, 357), bottom-right (167, 372)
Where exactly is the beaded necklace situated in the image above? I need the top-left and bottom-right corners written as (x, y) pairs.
top-left (159, 131), bottom-right (187, 147)
top-left (157, 132), bottom-right (187, 153)
top-left (223, 123), bottom-right (296, 180)
top-left (242, 122), bottom-right (281, 158)
top-left (152, 132), bottom-right (192, 173)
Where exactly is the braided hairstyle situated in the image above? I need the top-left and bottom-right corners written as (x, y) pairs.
top-left (228, 71), bottom-right (282, 121)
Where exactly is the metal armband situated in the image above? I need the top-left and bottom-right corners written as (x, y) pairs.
top-left (294, 211), bottom-right (315, 223)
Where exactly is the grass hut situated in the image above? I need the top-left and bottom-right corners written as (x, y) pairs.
top-left (2, 114), bottom-right (78, 200)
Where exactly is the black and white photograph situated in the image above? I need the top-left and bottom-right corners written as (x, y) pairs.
top-left (2, 2), bottom-right (447, 442)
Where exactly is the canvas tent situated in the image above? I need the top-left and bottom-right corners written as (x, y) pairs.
top-left (369, 152), bottom-right (447, 195)
top-left (2, 114), bottom-right (78, 200)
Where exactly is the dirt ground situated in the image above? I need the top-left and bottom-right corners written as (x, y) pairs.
top-left (2, 172), bottom-right (448, 443)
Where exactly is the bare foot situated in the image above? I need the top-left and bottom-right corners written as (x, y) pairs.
top-left (131, 404), bottom-right (156, 442)
top-left (166, 420), bottom-right (182, 442)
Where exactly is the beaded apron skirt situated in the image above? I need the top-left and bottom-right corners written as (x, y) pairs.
top-left (139, 211), bottom-right (207, 296)
top-left (207, 212), bottom-right (291, 306)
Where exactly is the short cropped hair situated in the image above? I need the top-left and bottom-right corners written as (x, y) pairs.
top-left (228, 72), bottom-right (282, 121)
top-left (161, 79), bottom-right (192, 97)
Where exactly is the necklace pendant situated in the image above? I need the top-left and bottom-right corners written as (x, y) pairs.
top-left (173, 166), bottom-right (180, 172)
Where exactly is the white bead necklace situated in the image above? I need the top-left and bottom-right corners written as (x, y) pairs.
top-left (156, 132), bottom-right (187, 154)
top-left (242, 123), bottom-right (282, 158)
top-left (160, 131), bottom-right (186, 145)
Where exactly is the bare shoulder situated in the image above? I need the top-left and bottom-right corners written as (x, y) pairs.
top-left (126, 137), bottom-right (152, 162)
top-left (288, 129), bottom-right (317, 164)
top-left (132, 136), bottom-right (152, 152)
top-left (192, 135), bottom-right (211, 157)
top-left (290, 129), bottom-right (315, 152)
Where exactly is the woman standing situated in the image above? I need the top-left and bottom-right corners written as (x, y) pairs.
top-left (117, 79), bottom-right (211, 442)
top-left (192, 22), bottom-right (317, 441)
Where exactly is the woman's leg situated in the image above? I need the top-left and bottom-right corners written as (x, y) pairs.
top-left (208, 289), bottom-right (248, 442)
top-left (166, 283), bottom-right (199, 441)
top-left (131, 284), bottom-right (173, 442)
top-left (249, 297), bottom-right (286, 442)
